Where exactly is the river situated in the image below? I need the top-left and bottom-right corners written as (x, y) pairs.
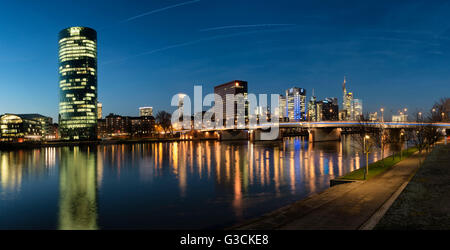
top-left (0, 136), bottom-right (397, 229)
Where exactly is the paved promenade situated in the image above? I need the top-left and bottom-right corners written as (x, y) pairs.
top-left (234, 150), bottom-right (427, 230)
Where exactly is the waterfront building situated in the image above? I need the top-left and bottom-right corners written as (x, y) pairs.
top-left (104, 113), bottom-right (155, 138)
top-left (130, 116), bottom-right (155, 137)
top-left (105, 113), bottom-right (130, 136)
top-left (214, 80), bottom-right (248, 127)
top-left (369, 112), bottom-right (378, 122)
top-left (48, 123), bottom-right (59, 140)
top-left (0, 114), bottom-right (45, 142)
top-left (58, 27), bottom-right (98, 140)
top-left (97, 119), bottom-right (107, 138)
top-left (17, 114), bottom-right (53, 138)
top-left (139, 107), bottom-right (153, 117)
top-left (285, 87), bottom-right (306, 121)
top-left (97, 102), bottom-right (102, 119)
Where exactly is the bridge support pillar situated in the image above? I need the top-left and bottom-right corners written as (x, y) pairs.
top-left (219, 130), bottom-right (249, 141)
top-left (309, 128), bottom-right (341, 142)
top-left (250, 129), bottom-right (282, 141)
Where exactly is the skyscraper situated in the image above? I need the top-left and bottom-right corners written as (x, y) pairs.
top-left (214, 80), bottom-right (248, 127)
top-left (307, 89), bottom-right (317, 121)
top-left (342, 76), bottom-right (348, 113)
top-left (352, 99), bottom-right (363, 120)
top-left (341, 77), bottom-right (354, 121)
top-left (320, 97), bottom-right (339, 121)
top-left (58, 27), bottom-right (98, 140)
top-left (279, 95), bottom-right (287, 121)
top-left (286, 87), bottom-right (306, 121)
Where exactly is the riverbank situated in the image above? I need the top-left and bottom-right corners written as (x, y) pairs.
top-left (335, 147), bottom-right (418, 181)
top-left (232, 148), bottom-right (429, 230)
top-left (375, 143), bottom-right (450, 230)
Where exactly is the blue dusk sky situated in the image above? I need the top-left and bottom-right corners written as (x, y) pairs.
top-left (1, 0), bottom-right (450, 121)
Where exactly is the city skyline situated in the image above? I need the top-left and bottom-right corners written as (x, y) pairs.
top-left (1, 0), bottom-right (450, 122)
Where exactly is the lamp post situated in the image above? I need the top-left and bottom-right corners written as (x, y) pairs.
top-left (400, 132), bottom-right (404, 160)
top-left (442, 112), bottom-right (445, 121)
top-left (418, 112), bottom-right (422, 122)
top-left (364, 135), bottom-right (370, 180)
top-left (380, 108), bottom-right (384, 123)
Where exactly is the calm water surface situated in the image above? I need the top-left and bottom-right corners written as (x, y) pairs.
top-left (0, 136), bottom-right (395, 229)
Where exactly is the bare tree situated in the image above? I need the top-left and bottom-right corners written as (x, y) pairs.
top-left (352, 118), bottom-right (380, 179)
top-left (156, 111), bottom-right (172, 136)
top-left (431, 97), bottom-right (450, 122)
top-left (407, 110), bottom-right (444, 156)
top-left (372, 125), bottom-right (391, 167)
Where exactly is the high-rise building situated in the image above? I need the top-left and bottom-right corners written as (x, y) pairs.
top-left (320, 97), bottom-right (339, 121)
top-left (307, 89), bottom-right (317, 121)
top-left (352, 99), bottom-right (363, 120)
top-left (214, 80), bottom-right (248, 127)
top-left (344, 92), bottom-right (353, 120)
top-left (97, 102), bottom-right (102, 119)
top-left (286, 87), bottom-right (306, 121)
top-left (58, 27), bottom-right (98, 140)
top-left (139, 107), bottom-right (153, 117)
top-left (341, 77), bottom-right (354, 121)
top-left (342, 76), bottom-right (348, 113)
top-left (278, 95), bottom-right (287, 121)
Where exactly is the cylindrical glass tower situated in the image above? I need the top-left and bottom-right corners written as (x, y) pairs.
top-left (58, 27), bottom-right (97, 140)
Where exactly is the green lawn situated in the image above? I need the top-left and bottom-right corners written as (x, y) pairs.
top-left (338, 147), bottom-right (418, 180)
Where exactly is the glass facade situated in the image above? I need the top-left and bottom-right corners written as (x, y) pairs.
top-left (285, 87), bottom-right (306, 121)
top-left (58, 27), bottom-right (98, 140)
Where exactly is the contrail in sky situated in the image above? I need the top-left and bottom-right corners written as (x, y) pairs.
top-left (102, 26), bottom-right (296, 65)
top-left (121, 0), bottom-right (201, 23)
top-left (200, 24), bottom-right (296, 32)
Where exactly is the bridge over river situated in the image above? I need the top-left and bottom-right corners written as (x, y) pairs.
top-left (180, 121), bottom-right (450, 142)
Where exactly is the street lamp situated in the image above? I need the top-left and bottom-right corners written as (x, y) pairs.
top-left (418, 112), bottom-right (422, 122)
top-left (400, 132), bottom-right (404, 159)
top-left (442, 112), bottom-right (445, 121)
top-left (364, 135), bottom-right (370, 180)
top-left (380, 108), bottom-right (384, 123)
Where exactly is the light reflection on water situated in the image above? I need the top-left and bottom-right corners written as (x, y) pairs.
top-left (0, 136), bottom-right (397, 229)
